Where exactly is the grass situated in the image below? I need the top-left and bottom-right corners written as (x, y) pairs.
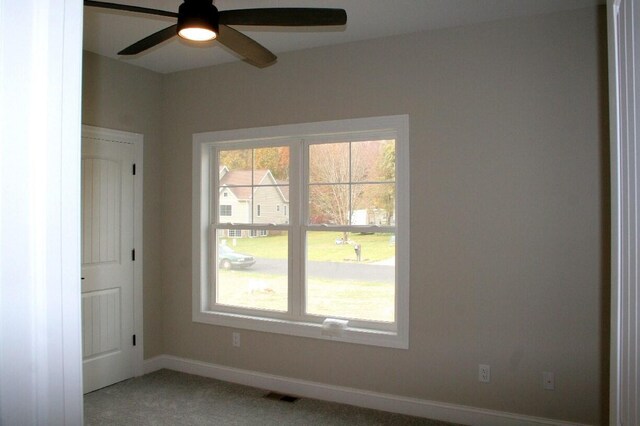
top-left (216, 233), bottom-right (396, 321)
top-left (217, 270), bottom-right (394, 322)
top-left (217, 271), bottom-right (288, 312)
top-left (221, 232), bottom-right (395, 263)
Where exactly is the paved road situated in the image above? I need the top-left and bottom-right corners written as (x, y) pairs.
top-left (247, 257), bottom-right (394, 282)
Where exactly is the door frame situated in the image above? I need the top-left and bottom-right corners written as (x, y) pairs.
top-left (82, 124), bottom-right (144, 377)
top-left (608, 0), bottom-right (639, 423)
top-left (1, 1), bottom-right (84, 422)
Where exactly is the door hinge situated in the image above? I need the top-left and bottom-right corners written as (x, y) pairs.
top-left (132, 163), bottom-right (136, 175)
top-left (133, 334), bottom-right (136, 346)
top-left (132, 249), bottom-right (135, 261)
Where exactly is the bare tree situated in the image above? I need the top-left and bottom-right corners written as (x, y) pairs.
top-left (309, 142), bottom-right (382, 239)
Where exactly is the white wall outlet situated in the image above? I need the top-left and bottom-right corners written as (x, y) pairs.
top-left (543, 372), bottom-right (554, 390)
top-left (479, 364), bottom-right (491, 383)
top-left (232, 332), bottom-right (240, 347)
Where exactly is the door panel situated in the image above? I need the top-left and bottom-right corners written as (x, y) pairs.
top-left (82, 288), bottom-right (121, 358)
top-left (82, 137), bottom-right (134, 394)
top-left (82, 157), bottom-right (121, 265)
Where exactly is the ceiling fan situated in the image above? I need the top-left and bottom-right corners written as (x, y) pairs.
top-left (84, 0), bottom-right (347, 67)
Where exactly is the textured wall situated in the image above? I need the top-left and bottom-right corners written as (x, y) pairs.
top-left (82, 51), bottom-right (165, 359)
top-left (84, 5), bottom-right (609, 424)
top-left (159, 8), bottom-right (608, 423)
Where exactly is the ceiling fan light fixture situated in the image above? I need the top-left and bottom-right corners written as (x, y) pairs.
top-left (177, 0), bottom-right (219, 41)
top-left (179, 27), bottom-right (216, 41)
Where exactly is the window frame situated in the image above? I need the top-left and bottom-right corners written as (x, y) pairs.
top-left (193, 115), bottom-right (410, 349)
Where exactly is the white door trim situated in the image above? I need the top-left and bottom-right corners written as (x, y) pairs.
top-left (82, 125), bottom-right (145, 377)
top-left (608, 0), bottom-right (639, 424)
top-left (607, 1), bottom-right (621, 423)
top-left (1, 0), bottom-right (84, 423)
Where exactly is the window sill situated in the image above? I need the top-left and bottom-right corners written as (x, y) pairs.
top-left (193, 310), bottom-right (409, 349)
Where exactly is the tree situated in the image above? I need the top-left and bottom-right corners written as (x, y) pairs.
top-left (376, 141), bottom-right (395, 225)
top-left (255, 146), bottom-right (289, 181)
top-left (219, 149), bottom-right (250, 170)
top-left (308, 141), bottom-right (384, 239)
top-left (219, 147), bottom-right (290, 181)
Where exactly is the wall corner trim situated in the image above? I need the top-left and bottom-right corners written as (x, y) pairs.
top-left (143, 355), bottom-right (586, 426)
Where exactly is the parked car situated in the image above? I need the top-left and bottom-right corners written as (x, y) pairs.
top-left (218, 245), bottom-right (255, 270)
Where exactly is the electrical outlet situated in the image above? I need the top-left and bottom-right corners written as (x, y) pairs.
top-left (479, 364), bottom-right (490, 383)
top-left (543, 372), bottom-right (554, 390)
top-left (232, 332), bottom-right (240, 347)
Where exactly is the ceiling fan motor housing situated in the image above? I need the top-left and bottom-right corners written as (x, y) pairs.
top-left (177, 0), bottom-right (219, 39)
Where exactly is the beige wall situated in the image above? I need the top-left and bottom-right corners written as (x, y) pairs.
top-left (83, 5), bottom-right (608, 424)
top-left (82, 51), bottom-right (165, 358)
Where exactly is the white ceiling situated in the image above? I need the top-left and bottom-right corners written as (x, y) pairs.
top-left (83, 0), bottom-right (603, 74)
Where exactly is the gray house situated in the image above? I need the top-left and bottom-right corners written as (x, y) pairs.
top-left (219, 166), bottom-right (289, 237)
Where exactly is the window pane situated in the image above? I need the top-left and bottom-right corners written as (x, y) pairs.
top-left (219, 149), bottom-right (252, 180)
top-left (305, 231), bottom-right (395, 322)
top-left (215, 230), bottom-right (288, 312)
top-left (218, 152), bottom-right (253, 223)
top-left (309, 142), bottom-right (349, 184)
top-left (351, 183), bottom-right (395, 226)
top-left (352, 140), bottom-right (395, 182)
top-left (218, 187), bottom-right (252, 224)
top-left (219, 146), bottom-right (290, 225)
top-left (308, 184), bottom-right (350, 225)
top-left (254, 147), bottom-right (290, 184)
top-left (254, 185), bottom-right (289, 225)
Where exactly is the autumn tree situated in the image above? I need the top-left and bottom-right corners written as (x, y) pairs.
top-left (219, 149), bottom-right (251, 171)
top-left (255, 146), bottom-right (289, 181)
top-left (219, 147), bottom-right (290, 181)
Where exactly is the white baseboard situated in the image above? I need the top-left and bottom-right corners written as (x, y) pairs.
top-left (143, 355), bottom-right (585, 426)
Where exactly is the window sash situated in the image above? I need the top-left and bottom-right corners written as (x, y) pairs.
top-left (212, 137), bottom-right (397, 330)
top-left (194, 115), bottom-right (409, 348)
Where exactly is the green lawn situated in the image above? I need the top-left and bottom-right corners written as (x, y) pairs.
top-left (217, 270), bottom-right (394, 322)
top-left (221, 232), bottom-right (395, 263)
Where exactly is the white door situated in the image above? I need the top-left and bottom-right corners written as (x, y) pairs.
top-left (81, 136), bottom-right (135, 393)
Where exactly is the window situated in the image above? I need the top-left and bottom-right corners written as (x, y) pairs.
top-left (220, 205), bottom-right (232, 216)
top-left (193, 115), bottom-right (409, 348)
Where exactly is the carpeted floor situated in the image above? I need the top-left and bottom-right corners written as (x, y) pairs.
top-left (84, 369), bottom-right (460, 425)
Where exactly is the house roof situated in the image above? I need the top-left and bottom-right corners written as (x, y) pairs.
top-left (220, 169), bottom-right (289, 202)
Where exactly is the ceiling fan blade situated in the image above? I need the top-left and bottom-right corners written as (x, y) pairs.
top-left (217, 24), bottom-right (277, 67)
top-left (84, 0), bottom-right (178, 19)
top-left (118, 24), bottom-right (178, 55)
top-left (219, 8), bottom-right (347, 27)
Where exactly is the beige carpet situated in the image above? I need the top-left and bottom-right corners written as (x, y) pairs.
top-left (84, 369), bottom-right (461, 425)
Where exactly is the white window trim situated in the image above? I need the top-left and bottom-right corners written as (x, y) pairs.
top-left (192, 115), bottom-right (410, 349)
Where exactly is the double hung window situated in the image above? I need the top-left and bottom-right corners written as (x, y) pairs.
top-left (193, 116), bottom-right (409, 348)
